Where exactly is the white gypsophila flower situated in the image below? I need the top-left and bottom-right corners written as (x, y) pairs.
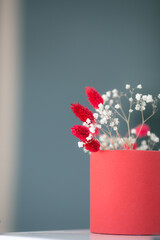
top-left (93, 113), bottom-right (98, 119)
top-left (96, 124), bottom-right (101, 129)
top-left (105, 116), bottom-right (109, 123)
top-left (83, 122), bottom-right (89, 127)
top-left (141, 140), bottom-right (147, 145)
top-left (146, 94), bottom-right (153, 103)
top-left (102, 110), bottom-right (107, 116)
top-left (110, 121), bottom-right (114, 127)
top-left (90, 123), bottom-right (94, 128)
top-left (109, 143), bottom-right (114, 149)
top-left (137, 84), bottom-right (142, 89)
top-left (100, 136), bottom-right (123, 150)
top-left (102, 110), bottom-right (112, 120)
top-left (109, 99), bottom-right (114, 105)
top-left (142, 95), bottom-right (147, 101)
top-left (131, 129), bottom-right (136, 134)
top-left (78, 141), bottom-right (84, 148)
top-left (143, 145), bottom-right (149, 150)
top-left (89, 124), bottom-right (96, 133)
top-left (104, 117), bottom-right (108, 124)
top-left (147, 131), bottom-right (151, 136)
top-left (155, 137), bottom-right (159, 143)
top-left (106, 91), bottom-right (111, 97)
top-left (112, 89), bottom-right (118, 94)
top-left (129, 109), bottom-right (133, 113)
top-left (129, 97), bottom-right (133, 102)
top-left (105, 105), bottom-right (110, 110)
top-left (115, 104), bottom-right (120, 109)
top-left (113, 93), bottom-right (118, 98)
top-left (138, 140), bottom-right (148, 150)
top-left (100, 118), bottom-right (104, 124)
top-left (86, 134), bottom-right (92, 141)
top-left (158, 94), bottom-right (160, 99)
top-left (114, 118), bottom-right (119, 125)
top-left (141, 106), bottom-right (146, 111)
top-left (102, 94), bottom-right (106, 99)
top-left (135, 93), bottom-right (142, 101)
top-left (112, 142), bottom-right (117, 148)
top-left (108, 110), bottom-right (112, 116)
top-left (89, 127), bottom-right (95, 134)
top-left (105, 115), bottom-right (111, 121)
top-left (135, 104), bottom-right (140, 110)
top-left (141, 101), bottom-right (146, 107)
top-left (101, 142), bottom-right (108, 148)
top-left (123, 136), bottom-right (136, 147)
top-left (113, 126), bottom-right (118, 131)
top-left (98, 103), bottom-right (104, 110)
top-left (86, 118), bottom-right (91, 124)
top-left (125, 84), bottom-right (130, 89)
top-left (99, 134), bottom-right (106, 142)
top-left (102, 94), bottom-right (108, 101)
top-left (83, 148), bottom-right (88, 153)
top-left (105, 116), bottom-right (109, 121)
top-left (150, 133), bottom-right (159, 143)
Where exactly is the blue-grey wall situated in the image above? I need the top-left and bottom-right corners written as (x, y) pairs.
top-left (16, 0), bottom-right (160, 231)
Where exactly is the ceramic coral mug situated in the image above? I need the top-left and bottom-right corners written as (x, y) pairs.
top-left (90, 150), bottom-right (160, 235)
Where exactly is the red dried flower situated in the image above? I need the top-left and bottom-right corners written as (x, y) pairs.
top-left (85, 86), bottom-right (104, 109)
top-left (123, 142), bottom-right (138, 150)
top-left (71, 125), bottom-right (90, 142)
top-left (92, 127), bottom-right (100, 136)
top-left (70, 102), bottom-right (94, 122)
top-left (135, 124), bottom-right (150, 138)
top-left (84, 139), bottom-right (100, 152)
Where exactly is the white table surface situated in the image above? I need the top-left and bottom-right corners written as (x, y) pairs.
top-left (0, 229), bottom-right (160, 240)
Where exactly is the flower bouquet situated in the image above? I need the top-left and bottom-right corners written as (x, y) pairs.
top-left (70, 84), bottom-right (160, 235)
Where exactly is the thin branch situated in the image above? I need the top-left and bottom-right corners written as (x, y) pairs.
top-left (101, 128), bottom-right (117, 150)
top-left (119, 96), bottom-right (128, 122)
top-left (131, 110), bottom-right (144, 149)
top-left (110, 105), bottom-right (126, 121)
top-left (116, 130), bottom-right (126, 146)
top-left (144, 111), bottom-right (156, 123)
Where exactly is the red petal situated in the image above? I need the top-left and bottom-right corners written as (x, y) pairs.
top-left (70, 102), bottom-right (95, 123)
top-left (84, 139), bottom-right (100, 152)
top-left (71, 125), bottom-right (90, 142)
top-left (135, 124), bottom-right (150, 138)
top-left (85, 87), bottom-right (103, 109)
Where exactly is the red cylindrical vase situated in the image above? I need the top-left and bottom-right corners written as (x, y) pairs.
top-left (90, 150), bottom-right (160, 235)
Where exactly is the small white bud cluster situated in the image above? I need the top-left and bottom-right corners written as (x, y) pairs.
top-left (137, 84), bottom-right (142, 89)
top-left (149, 132), bottom-right (159, 143)
top-left (115, 104), bottom-right (120, 109)
top-left (123, 136), bottom-right (136, 146)
top-left (125, 84), bottom-right (130, 89)
top-left (137, 131), bottom-right (159, 151)
top-left (112, 89), bottom-right (119, 98)
top-left (131, 128), bottom-right (136, 134)
top-left (137, 140), bottom-right (148, 150)
top-left (97, 89), bottom-right (119, 106)
top-left (78, 141), bottom-right (84, 148)
top-left (135, 92), bottom-right (155, 111)
top-left (96, 97), bottom-right (120, 133)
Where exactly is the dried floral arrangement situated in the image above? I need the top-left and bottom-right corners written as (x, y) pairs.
top-left (70, 84), bottom-right (160, 153)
